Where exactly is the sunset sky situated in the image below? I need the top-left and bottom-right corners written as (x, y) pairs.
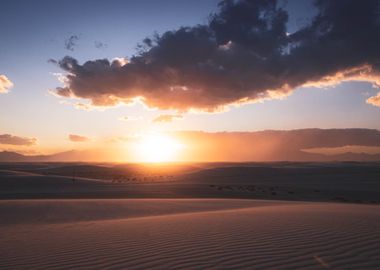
top-left (1, 0), bottom-right (380, 161)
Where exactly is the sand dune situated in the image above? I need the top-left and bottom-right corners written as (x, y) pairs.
top-left (1, 199), bottom-right (379, 269)
top-left (1, 164), bottom-right (380, 204)
top-left (1, 164), bottom-right (379, 268)
top-left (0, 199), bottom-right (279, 225)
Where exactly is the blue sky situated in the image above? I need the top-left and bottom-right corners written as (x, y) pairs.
top-left (0, 0), bottom-right (379, 154)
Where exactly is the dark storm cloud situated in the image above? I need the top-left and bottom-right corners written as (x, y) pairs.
top-left (52, 0), bottom-right (380, 111)
top-left (0, 134), bottom-right (37, 146)
top-left (64, 35), bottom-right (80, 51)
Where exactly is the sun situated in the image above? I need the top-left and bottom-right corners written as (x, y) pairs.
top-left (135, 134), bottom-right (184, 162)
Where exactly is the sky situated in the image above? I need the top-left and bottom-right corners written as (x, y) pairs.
top-left (1, 0), bottom-right (380, 161)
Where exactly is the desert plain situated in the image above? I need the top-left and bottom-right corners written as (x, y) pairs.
top-left (1, 162), bottom-right (379, 269)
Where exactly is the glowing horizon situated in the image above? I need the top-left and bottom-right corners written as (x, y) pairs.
top-left (132, 134), bottom-right (185, 163)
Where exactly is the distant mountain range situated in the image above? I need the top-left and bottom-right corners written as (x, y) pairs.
top-left (175, 128), bottom-right (380, 162)
top-left (1, 129), bottom-right (380, 162)
top-left (1, 150), bottom-right (379, 162)
top-left (0, 150), bottom-right (89, 162)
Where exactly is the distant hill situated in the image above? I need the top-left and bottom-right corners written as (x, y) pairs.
top-left (0, 150), bottom-right (88, 162)
top-left (1, 129), bottom-right (380, 162)
top-left (0, 151), bottom-right (32, 162)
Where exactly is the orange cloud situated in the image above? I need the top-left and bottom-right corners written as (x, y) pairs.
top-left (0, 134), bottom-right (37, 146)
top-left (153, 114), bottom-right (183, 123)
top-left (367, 92), bottom-right (380, 107)
top-left (0, 75), bottom-right (13, 94)
top-left (69, 134), bottom-right (90, 142)
top-left (302, 145), bottom-right (380, 156)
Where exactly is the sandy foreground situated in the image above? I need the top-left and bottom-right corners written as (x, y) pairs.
top-left (1, 199), bottom-right (379, 269)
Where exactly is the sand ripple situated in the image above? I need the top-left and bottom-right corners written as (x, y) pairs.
top-left (0, 200), bottom-right (379, 269)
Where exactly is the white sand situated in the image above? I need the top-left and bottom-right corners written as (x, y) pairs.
top-left (1, 199), bottom-right (379, 269)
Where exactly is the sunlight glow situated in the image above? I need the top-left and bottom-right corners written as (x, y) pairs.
top-left (135, 134), bottom-right (184, 162)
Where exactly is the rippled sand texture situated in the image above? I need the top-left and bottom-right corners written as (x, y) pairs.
top-left (1, 199), bottom-right (379, 269)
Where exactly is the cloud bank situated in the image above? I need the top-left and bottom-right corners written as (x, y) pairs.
top-left (0, 134), bottom-right (37, 146)
top-left (52, 0), bottom-right (380, 111)
top-left (0, 75), bottom-right (13, 93)
top-left (68, 134), bottom-right (90, 142)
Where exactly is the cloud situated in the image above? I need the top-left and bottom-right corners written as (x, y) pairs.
top-left (0, 75), bottom-right (13, 93)
top-left (52, 0), bottom-right (380, 112)
top-left (367, 92), bottom-right (380, 107)
top-left (153, 114), bottom-right (183, 123)
top-left (0, 134), bottom-right (37, 146)
top-left (47, 59), bottom-right (58, 64)
top-left (68, 134), bottom-right (90, 142)
top-left (302, 145), bottom-right (380, 156)
top-left (114, 135), bottom-right (140, 143)
top-left (94, 41), bottom-right (108, 50)
top-left (64, 35), bottom-right (80, 51)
